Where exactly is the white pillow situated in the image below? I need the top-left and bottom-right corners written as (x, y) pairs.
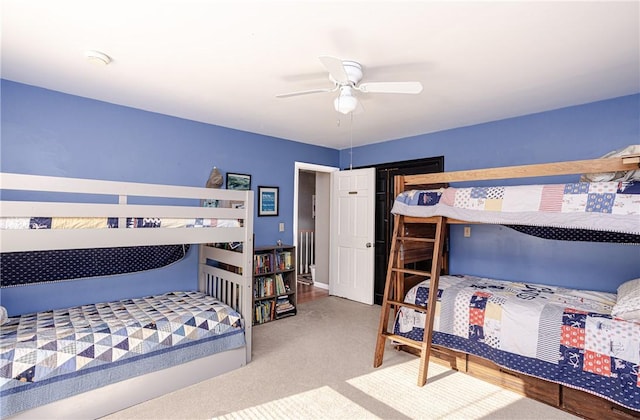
top-left (580, 145), bottom-right (640, 182)
top-left (0, 306), bottom-right (7, 326)
top-left (611, 278), bottom-right (640, 322)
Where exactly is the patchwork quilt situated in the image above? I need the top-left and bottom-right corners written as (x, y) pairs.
top-left (0, 291), bottom-right (244, 401)
top-left (391, 181), bottom-right (640, 238)
top-left (395, 275), bottom-right (640, 411)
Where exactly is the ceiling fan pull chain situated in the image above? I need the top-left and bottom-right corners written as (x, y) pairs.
top-left (349, 112), bottom-right (354, 171)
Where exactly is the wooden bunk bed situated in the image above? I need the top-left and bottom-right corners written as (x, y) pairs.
top-left (0, 172), bottom-right (254, 419)
top-left (374, 154), bottom-right (640, 419)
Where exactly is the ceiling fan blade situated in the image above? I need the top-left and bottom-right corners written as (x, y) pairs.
top-left (276, 87), bottom-right (334, 98)
top-left (319, 56), bottom-right (349, 84)
top-left (357, 81), bottom-right (423, 94)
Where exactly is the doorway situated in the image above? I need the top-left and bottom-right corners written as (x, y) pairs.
top-left (293, 157), bottom-right (443, 305)
top-left (293, 162), bottom-right (338, 298)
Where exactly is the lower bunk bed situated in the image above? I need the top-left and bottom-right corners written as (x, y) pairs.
top-left (395, 274), bottom-right (640, 418)
top-left (1, 290), bottom-right (246, 418)
top-left (374, 153), bottom-right (640, 419)
top-left (0, 172), bottom-right (255, 418)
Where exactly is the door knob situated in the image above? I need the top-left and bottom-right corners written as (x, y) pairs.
top-left (366, 242), bottom-right (372, 248)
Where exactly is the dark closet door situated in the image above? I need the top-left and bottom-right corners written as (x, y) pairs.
top-left (373, 156), bottom-right (444, 304)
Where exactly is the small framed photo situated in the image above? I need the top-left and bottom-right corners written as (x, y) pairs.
top-left (258, 186), bottom-right (279, 217)
top-left (226, 173), bottom-right (251, 190)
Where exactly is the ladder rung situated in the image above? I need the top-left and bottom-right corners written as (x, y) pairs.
top-left (381, 332), bottom-right (424, 350)
top-left (397, 237), bottom-right (436, 243)
top-left (391, 267), bottom-right (431, 277)
top-left (375, 215), bottom-right (446, 385)
top-left (385, 300), bottom-right (428, 313)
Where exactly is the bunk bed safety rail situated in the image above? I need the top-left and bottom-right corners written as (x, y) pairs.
top-left (401, 155), bottom-right (640, 187)
top-left (0, 172), bottom-right (252, 253)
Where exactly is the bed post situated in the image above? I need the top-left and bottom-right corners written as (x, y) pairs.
top-left (196, 190), bottom-right (254, 364)
top-left (241, 191), bottom-right (254, 362)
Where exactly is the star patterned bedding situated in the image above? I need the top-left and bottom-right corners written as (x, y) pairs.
top-left (0, 291), bottom-right (245, 417)
top-left (1, 245), bottom-right (191, 287)
top-left (391, 181), bottom-right (640, 241)
top-left (394, 275), bottom-right (640, 411)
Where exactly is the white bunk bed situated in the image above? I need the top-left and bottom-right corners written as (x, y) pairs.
top-left (0, 172), bottom-right (254, 419)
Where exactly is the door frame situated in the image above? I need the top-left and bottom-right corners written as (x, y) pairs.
top-left (293, 162), bottom-right (339, 290)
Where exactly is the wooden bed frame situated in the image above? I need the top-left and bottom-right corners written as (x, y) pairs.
top-left (0, 172), bottom-right (254, 419)
top-left (385, 154), bottom-right (640, 420)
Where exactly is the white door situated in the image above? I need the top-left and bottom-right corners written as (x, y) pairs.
top-left (329, 168), bottom-right (375, 304)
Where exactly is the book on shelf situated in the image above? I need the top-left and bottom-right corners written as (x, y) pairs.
top-left (276, 304), bottom-right (295, 314)
top-left (254, 300), bottom-right (275, 324)
top-left (274, 273), bottom-right (287, 295)
top-left (254, 276), bottom-right (275, 298)
top-left (275, 251), bottom-right (293, 270)
top-left (275, 296), bottom-right (295, 314)
top-left (254, 253), bottom-right (273, 274)
top-left (284, 251), bottom-right (293, 269)
top-left (275, 301), bottom-right (297, 318)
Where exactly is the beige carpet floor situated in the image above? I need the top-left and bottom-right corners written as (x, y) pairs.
top-left (104, 296), bottom-right (577, 420)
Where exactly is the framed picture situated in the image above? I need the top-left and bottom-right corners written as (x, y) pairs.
top-left (258, 186), bottom-right (279, 217)
top-left (226, 173), bottom-right (251, 190)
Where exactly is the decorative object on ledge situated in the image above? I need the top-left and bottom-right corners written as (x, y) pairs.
top-left (258, 186), bottom-right (279, 217)
top-left (226, 173), bottom-right (251, 190)
top-left (203, 166), bottom-right (224, 208)
top-left (206, 167), bottom-right (224, 188)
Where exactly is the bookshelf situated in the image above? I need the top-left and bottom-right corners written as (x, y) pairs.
top-left (253, 245), bottom-right (297, 325)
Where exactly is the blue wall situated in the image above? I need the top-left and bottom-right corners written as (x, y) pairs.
top-left (344, 94), bottom-right (640, 292)
top-left (0, 80), bottom-right (338, 314)
top-left (2, 80), bottom-right (638, 314)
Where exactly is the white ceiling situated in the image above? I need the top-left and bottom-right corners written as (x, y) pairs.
top-left (2, 1), bottom-right (639, 150)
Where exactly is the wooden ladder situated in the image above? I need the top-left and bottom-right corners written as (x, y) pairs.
top-left (373, 212), bottom-right (447, 386)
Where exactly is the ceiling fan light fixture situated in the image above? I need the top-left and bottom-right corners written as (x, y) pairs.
top-left (276, 56), bottom-right (422, 115)
top-left (334, 90), bottom-right (358, 114)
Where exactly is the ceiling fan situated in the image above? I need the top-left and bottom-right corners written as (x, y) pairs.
top-left (276, 56), bottom-right (423, 115)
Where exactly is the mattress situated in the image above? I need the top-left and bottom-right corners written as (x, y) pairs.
top-left (0, 216), bottom-right (242, 287)
top-left (0, 291), bottom-right (245, 417)
top-left (394, 275), bottom-right (640, 411)
top-left (391, 181), bottom-right (640, 237)
top-left (0, 217), bottom-right (240, 230)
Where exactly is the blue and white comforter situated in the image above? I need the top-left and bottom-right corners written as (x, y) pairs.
top-left (0, 291), bottom-right (245, 416)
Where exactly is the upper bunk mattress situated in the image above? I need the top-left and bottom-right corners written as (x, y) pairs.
top-left (391, 181), bottom-right (640, 236)
top-left (0, 290), bottom-right (245, 414)
top-left (0, 217), bottom-right (240, 230)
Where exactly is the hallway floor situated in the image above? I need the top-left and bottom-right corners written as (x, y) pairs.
top-left (297, 281), bottom-right (329, 304)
